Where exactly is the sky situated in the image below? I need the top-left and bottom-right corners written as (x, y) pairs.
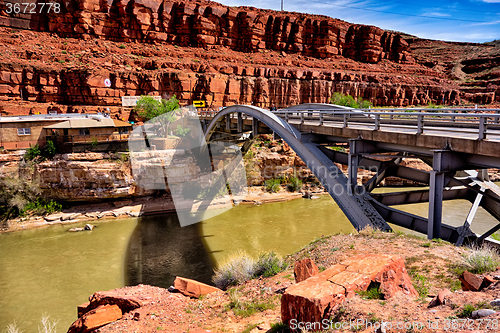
top-left (217, 0), bottom-right (500, 43)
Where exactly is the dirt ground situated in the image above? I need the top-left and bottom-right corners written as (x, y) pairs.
top-left (84, 229), bottom-right (500, 333)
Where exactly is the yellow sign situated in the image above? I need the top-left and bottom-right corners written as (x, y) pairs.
top-left (193, 100), bottom-right (206, 108)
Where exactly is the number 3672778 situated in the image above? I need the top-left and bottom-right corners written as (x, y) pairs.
top-left (6, 2), bottom-right (61, 14)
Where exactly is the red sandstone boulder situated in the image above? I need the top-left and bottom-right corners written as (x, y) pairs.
top-left (173, 276), bottom-right (222, 298)
top-left (67, 304), bottom-right (122, 333)
top-left (294, 258), bottom-right (319, 283)
top-left (459, 271), bottom-right (483, 291)
top-left (428, 288), bottom-right (452, 308)
top-left (281, 253), bottom-right (418, 328)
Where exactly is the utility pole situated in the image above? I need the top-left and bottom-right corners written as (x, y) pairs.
top-left (281, 0), bottom-right (283, 11)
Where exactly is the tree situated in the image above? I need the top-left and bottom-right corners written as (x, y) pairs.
top-left (134, 95), bottom-right (180, 136)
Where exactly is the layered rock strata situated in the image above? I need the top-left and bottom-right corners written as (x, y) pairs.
top-left (0, 0), bottom-right (413, 64)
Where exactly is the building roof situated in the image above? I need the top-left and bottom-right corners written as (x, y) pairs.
top-left (45, 118), bottom-right (131, 129)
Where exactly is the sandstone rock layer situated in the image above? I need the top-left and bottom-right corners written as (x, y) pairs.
top-left (281, 253), bottom-right (418, 328)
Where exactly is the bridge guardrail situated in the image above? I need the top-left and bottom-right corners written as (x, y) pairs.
top-left (197, 107), bottom-right (500, 140)
top-left (272, 109), bottom-right (500, 140)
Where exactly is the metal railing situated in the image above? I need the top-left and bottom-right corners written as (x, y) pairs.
top-left (198, 107), bottom-right (500, 140)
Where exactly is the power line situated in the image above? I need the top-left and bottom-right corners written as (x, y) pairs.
top-left (305, 0), bottom-right (495, 23)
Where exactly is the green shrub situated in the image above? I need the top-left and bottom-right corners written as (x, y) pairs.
top-left (330, 92), bottom-right (372, 109)
top-left (22, 199), bottom-right (62, 216)
top-left (462, 244), bottom-right (500, 274)
top-left (265, 178), bottom-right (281, 193)
top-left (213, 251), bottom-right (256, 290)
top-left (456, 304), bottom-right (477, 318)
top-left (253, 251), bottom-right (287, 278)
top-left (119, 44), bottom-right (126, 49)
top-left (268, 322), bottom-right (290, 333)
top-left (287, 176), bottom-right (302, 192)
top-left (357, 282), bottom-right (384, 300)
top-left (25, 144), bottom-right (42, 161)
top-left (91, 137), bottom-right (99, 147)
top-left (44, 140), bottom-right (57, 159)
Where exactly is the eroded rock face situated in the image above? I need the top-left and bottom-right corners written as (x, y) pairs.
top-left (281, 253), bottom-right (418, 328)
top-left (0, 0), bottom-right (412, 64)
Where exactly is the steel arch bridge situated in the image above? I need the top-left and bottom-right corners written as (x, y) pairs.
top-left (202, 104), bottom-right (500, 246)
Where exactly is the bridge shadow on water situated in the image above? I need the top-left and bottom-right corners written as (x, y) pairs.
top-left (124, 213), bottom-right (217, 288)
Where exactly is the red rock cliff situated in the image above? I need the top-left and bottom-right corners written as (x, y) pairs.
top-left (0, 0), bottom-right (468, 115)
top-left (0, 0), bottom-right (412, 64)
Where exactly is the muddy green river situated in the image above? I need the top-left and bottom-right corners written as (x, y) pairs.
top-left (0, 193), bottom-right (497, 332)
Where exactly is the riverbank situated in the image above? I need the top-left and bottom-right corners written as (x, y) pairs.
top-left (65, 229), bottom-right (500, 333)
top-left (0, 187), bottom-right (326, 234)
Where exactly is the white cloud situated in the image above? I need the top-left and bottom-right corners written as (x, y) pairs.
top-left (422, 12), bottom-right (451, 17)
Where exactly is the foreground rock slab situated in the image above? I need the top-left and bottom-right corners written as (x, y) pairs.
top-left (68, 304), bottom-right (122, 333)
top-left (281, 253), bottom-right (418, 328)
top-left (173, 276), bottom-right (222, 298)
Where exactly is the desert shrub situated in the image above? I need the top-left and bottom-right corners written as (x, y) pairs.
top-left (25, 141), bottom-right (57, 161)
top-left (22, 198), bottom-right (62, 216)
top-left (265, 178), bottom-right (281, 193)
top-left (0, 176), bottom-right (42, 221)
top-left (456, 304), bottom-right (477, 318)
top-left (44, 140), bottom-right (57, 159)
top-left (357, 282), bottom-right (384, 300)
top-left (268, 322), bottom-right (290, 333)
top-left (330, 92), bottom-right (373, 109)
top-left (38, 313), bottom-right (58, 333)
top-left (4, 322), bottom-right (23, 333)
top-left (213, 251), bottom-right (256, 290)
top-left (24, 144), bottom-right (42, 161)
top-left (287, 176), bottom-right (302, 192)
top-left (253, 251), bottom-right (287, 278)
top-left (462, 244), bottom-right (500, 274)
top-left (213, 251), bottom-right (286, 289)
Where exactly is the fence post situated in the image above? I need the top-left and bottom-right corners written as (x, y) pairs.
top-left (479, 116), bottom-right (487, 140)
top-left (319, 112), bottom-right (323, 126)
top-left (300, 112), bottom-right (304, 124)
top-left (374, 114), bottom-right (380, 130)
top-left (343, 113), bottom-right (349, 128)
top-left (417, 114), bottom-right (423, 134)
top-left (285, 112), bottom-right (289, 122)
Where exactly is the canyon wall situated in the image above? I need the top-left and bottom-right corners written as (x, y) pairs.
top-left (0, 62), bottom-right (460, 116)
top-left (0, 0), bottom-right (412, 64)
top-left (0, 0), bottom-right (467, 112)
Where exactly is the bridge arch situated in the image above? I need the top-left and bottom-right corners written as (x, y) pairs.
top-left (204, 105), bottom-right (391, 232)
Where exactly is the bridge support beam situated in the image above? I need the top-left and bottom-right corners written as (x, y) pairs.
top-left (252, 117), bottom-right (259, 137)
top-left (428, 150), bottom-right (468, 240)
top-left (428, 170), bottom-right (445, 240)
top-left (237, 113), bottom-right (243, 132)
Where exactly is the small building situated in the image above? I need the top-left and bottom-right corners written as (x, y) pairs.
top-left (44, 117), bottom-right (133, 153)
top-left (0, 114), bottom-right (110, 150)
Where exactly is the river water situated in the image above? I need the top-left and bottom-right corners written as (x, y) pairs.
top-left (0, 192), bottom-right (498, 332)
